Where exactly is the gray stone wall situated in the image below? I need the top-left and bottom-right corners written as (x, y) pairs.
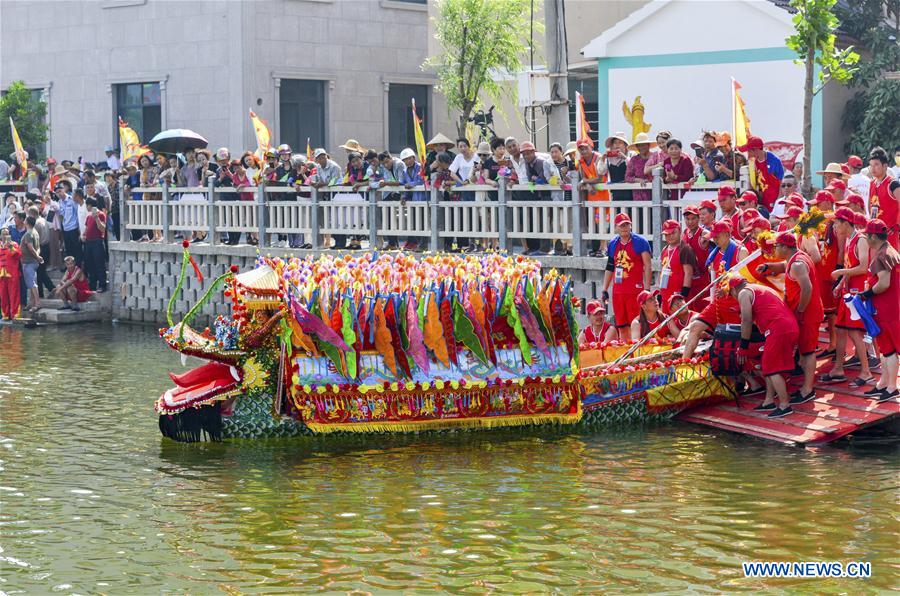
top-left (109, 242), bottom-right (610, 328)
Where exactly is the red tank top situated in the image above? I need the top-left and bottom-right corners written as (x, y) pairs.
top-left (613, 236), bottom-right (647, 294)
top-left (683, 227), bottom-right (710, 283)
top-left (843, 233), bottom-right (867, 293)
top-left (785, 251), bottom-right (823, 317)
top-left (816, 222), bottom-right (839, 280)
top-left (749, 285), bottom-right (796, 336)
top-left (583, 322), bottom-right (612, 344)
top-left (724, 209), bottom-right (744, 240)
top-left (870, 176), bottom-right (897, 232)
top-left (867, 244), bottom-right (900, 317)
top-left (661, 243), bottom-right (686, 294)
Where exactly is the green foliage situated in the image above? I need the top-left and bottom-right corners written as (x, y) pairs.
top-left (842, 79), bottom-right (900, 155)
top-left (0, 81), bottom-right (48, 159)
top-left (425, 0), bottom-right (540, 137)
top-left (786, 0), bottom-right (860, 94)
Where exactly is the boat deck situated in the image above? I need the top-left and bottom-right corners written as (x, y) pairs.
top-left (678, 347), bottom-right (900, 446)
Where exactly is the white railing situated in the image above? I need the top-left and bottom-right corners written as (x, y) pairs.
top-left (117, 167), bottom-right (750, 258)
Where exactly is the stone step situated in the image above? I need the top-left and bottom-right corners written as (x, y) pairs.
top-left (33, 307), bottom-right (106, 324)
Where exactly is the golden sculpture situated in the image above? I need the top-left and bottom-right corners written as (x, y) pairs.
top-left (622, 96), bottom-right (652, 142)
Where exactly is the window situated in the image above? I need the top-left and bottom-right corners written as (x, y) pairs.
top-left (279, 79), bottom-right (326, 152)
top-left (568, 75), bottom-right (598, 146)
top-left (388, 84), bottom-right (429, 154)
top-left (114, 82), bottom-right (161, 148)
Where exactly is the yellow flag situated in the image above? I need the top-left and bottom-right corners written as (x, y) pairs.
top-left (412, 98), bottom-right (427, 166)
top-left (9, 117), bottom-right (27, 177)
top-left (118, 117), bottom-right (150, 163)
top-left (249, 110), bottom-right (271, 158)
top-left (306, 137), bottom-right (312, 161)
top-left (732, 78), bottom-right (751, 147)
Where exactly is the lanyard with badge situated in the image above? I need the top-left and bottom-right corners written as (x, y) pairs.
top-left (659, 247), bottom-right (671, 289)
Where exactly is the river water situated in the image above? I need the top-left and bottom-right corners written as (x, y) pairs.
top-left (1, 323), bottom-right (897, 593)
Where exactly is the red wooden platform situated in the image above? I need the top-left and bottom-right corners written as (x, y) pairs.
top-left (678, 348), bottom-right (900, 446)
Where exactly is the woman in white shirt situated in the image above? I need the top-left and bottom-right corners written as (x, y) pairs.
top-left (449, 138), bottom-right (480, 186)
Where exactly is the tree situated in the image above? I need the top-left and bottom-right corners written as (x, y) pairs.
top-left (786, 0), bottom-right (860, 194)
top-left (0, 80), bottom-right (48, 161)
top-left (837, 0), bottom-right (900, 155)
top-left (425, 0), bottom-right (539, 138)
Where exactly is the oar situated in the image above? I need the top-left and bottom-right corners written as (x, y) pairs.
top-left (605, 247), bottom-right (763, 368)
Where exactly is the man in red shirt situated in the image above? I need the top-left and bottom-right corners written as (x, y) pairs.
top-left (861, 219), bottom-right (899, 401)
top-left (736, 189), bottom-right (761, 216)
top-left (601, 213), bottom-right (652, 341)
top-left (868, 147), bottom-right (899, 249)
top-left (82, 197), bottom-right (108, 293)
top-left (659, 219), bottom-right (697, 313)
top-left (808, 190), bottom-right (841, 357)
top-left (758, 232), bottom-right (824, 404)
top-left (737, 135), bottom-right (784, 212)
top-left (730, 276), bottom-right (799, 418)
top-left (717, 185), bottom-right (744, 240)
top-left (821, 208), bottom-right (874, 385)
top-left (681, 204), bottom-right (711, 309)
top-left (775, 206), bottom-right (804, 232)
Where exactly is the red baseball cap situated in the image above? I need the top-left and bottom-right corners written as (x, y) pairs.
top-left (736, 136), bottom-right (764, 151)
top-left (775, 231), bottom-right (797, 247)
top-left (826, 179), bottom-right (847, 191)
top-left (727, 274), bottom-right (747, 290)
top-left (736, 190), bottom-right (758, 204)
top-left (717, 185), bottom-right (737, 199)
top-left (787, 193), bottom-right (805, 208)
top-left (699, 200), bottom-right (718, 213)
top-left (614, 213), bottom-right (632, 227)
top-left (576, 138), bottom-right (594, 149)
top-left (636, 289), bottom-right (660, 307)
top-left (741, 208), bottom-right (761, 224)
top-left (846, 155), bottom-right (863, 168)
top-left (833, 207), bottom-right (855, 224)
top-left (854, 212), bottom-right (868, 227)
top-left (865, 219), bottom-right (890, 235)
top-left (667, 293), bottom-right (686, 310)
top-left (808, 189), bottom-right (835, 205)
top-left (682, 204), bottom-right (700, 216)
top-left (711, 220), bottom-right (733, 235)
top-left (776, 206), bottom-right (804, 220)
top-left (520, 141), bottom-right (536, 152)
top-left (837, 193), bottom-right (864, 208)
top-left (839, 163), bottom-right (851, 175)
top-left (742, 217), bottom-right (771, 234)
top-left (662, 219), bottom-right (681, 234)
top-left (586, 299), bottom-right (605, 316)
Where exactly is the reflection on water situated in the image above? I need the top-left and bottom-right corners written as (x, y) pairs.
top-left (1, 324), bottom-right (898, 593)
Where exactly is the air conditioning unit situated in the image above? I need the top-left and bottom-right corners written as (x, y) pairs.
top-left (517, 71), bottom-right (551, 107)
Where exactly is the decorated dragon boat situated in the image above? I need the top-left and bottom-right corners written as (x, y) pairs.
top-left (156, 247), bottom-right (730, 441)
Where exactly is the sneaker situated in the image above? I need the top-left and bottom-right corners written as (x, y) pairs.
top-left (741, 385), bottom-right (766, 397)
top-left (844, 355), bottom-right (862, 368)
top-left (876, 389), bottom-right (899, 402)
top-left (71, 304), bottom-right (81, 312)
top-left (768, 406), bottom-right (794, 418)
top-left (59, 304), bottom-right (73, 311)
top-left (863, 386), bottom-right (884, 397)
top-left (789, 390), bottom-right (816, 405)
top-left (753, 402), bottom-right (776, 411)
top-left (868, 357), bottom-right (881, 370)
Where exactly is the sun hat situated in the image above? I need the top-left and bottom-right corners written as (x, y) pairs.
top-left (476, 142), bottom-right (491, 156)
top-left (736, 136), bottom-right (764, 152)
top-left (628, 132), bottom-right (657, 151)
top-left (636, 289), bottom-right (660, 307)
top-left (865, 219), bottom-right (889, 235)
top-left (52, 165), bottom-right (66, 176)
top-left (614, 213), bottom-right (632, 227)
top-left (313, 148), bottom-right (328, 159)
top-left (776, 206), bottom-right (804, 220)
top-left (563, 141), bottom-right (578, 157)
top-left (604, 131), bottom-right (629, 149)
top-left (339, 139), bottom-right (366, 152)
top-left (715, 131), bottom-right (732, 147)
top-left (586, 299), bottom-right (605, 315)
top-left (815, 162), bottom-right (847, 178)
top-left (425, 133), bottom-right (454, 149)
top-left (399, 148), bottom-right (416, 160)
top-left (662, 219), bottom-right (681, 234)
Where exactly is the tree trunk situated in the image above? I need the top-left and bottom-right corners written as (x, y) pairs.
top-left (457, 113), bottom-right (467, 139)
top-left (802, 45), bottom-right (815, 196)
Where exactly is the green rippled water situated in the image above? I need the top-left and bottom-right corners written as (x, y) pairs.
top-left (0, 323), bottom-right (897, 593)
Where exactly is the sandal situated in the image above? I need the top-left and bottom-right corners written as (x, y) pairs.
top-left (849, 377), bottom-right (875, 388)
top-left (817, 348), bottom-right (836, 359)
top-left (819, 373), bottom-right (847, 384)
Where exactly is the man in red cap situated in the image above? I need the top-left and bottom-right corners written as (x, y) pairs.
top-left (736, 189), bottom-right (762, 217)
top-left (861, 218), bottom-right (900, 401)
top-left (854, 211), bottom-right (868, 232)
top-left (730, 276), bottom-right (799, 417)
top-left (867, 147), bottom-right (899, 249)
top-left (578, 299), bottom-right (616, 346)
top-left (826, 178), bottom-right (847, 205)
top-left (758, 232), bottom-right (824, 404)
top-left (717, 185), bottom-right (744, 240)
top-left (682, 219), bottom-right (749, 358)
top-left (837, 192), bottom-right (866, 215)
top-left (659, 219), bottom-right (697, 313)
top-left (821, 207), bottom-right (875, 385)
top-left (602, 213), bottom-right (652, 341)
top-left (681, 204), bottom-right (711, 309)
top-left (698, 199), bottom-right (718, 229)
top-left (845, 155), bottom-right (870, 210)
top-left (807, 189), bottom-right (842, 356)
top-left (775, 205), bottom-right (804, 232)
top-left (741, 217), bottom-right (771, 253)
top-left (737, 135), bottom-right (784, 212)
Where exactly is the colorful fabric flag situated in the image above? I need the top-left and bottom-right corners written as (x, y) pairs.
top-left (9, 117), bottom-right (26, 177)
top-left (306, 137), bottom-right (312, 161)
top-left (118, 117), bottom-right (150, 163)
top-left (575, 92), bottom-right (593, 150)
top-left (731, 78), bottom-right (751, 148)
top-left (412, 98), bottom-right (427, 172)
top-left (249, 110), bottom-right (271, 159)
